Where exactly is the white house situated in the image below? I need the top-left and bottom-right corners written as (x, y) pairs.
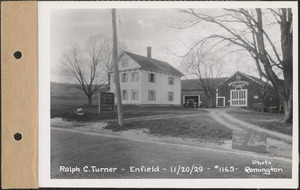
top-left (110, 47), bottom-right (184, 105)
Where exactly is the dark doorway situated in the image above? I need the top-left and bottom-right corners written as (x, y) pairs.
top-left (184, 96), bottom-right (199, 108)
top-left (217, 97), bottom-right (225, 107)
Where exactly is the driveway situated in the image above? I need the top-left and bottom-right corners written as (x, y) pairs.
top-left (207, 108), bottom-right (292, 143)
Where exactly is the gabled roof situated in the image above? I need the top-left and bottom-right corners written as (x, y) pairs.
top-left (181, 77), bottom-right (228, 91)
top-left (122, 51), bottom-right (184, 77)
top-left (218, 71), bottom-right (273, 88)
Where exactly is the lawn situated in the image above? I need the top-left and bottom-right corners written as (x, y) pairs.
top-left (51, 98), bottom-right (209, 121)
top-left (51, 98), bottom-right (98, 117)
top-left (227, 109), bottom-right (292, 136)
top-left (104, 116), bottom-right (232, 143)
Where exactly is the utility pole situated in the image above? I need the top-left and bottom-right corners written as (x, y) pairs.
top-left (112, 8), bottom-right (124, 126)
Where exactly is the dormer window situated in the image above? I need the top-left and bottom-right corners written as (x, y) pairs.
top-left (121, 58), bottom-right (129, 68)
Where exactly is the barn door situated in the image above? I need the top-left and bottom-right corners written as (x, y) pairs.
top-left (217, 97), bottom-right (225, 107)
top-left (230, 89), bottom-right (247, 106)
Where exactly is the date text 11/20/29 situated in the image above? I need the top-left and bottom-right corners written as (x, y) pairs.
top-left (170, 165), bottom-right (238, 175)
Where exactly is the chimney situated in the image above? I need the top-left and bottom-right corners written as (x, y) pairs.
top-left (147, 46), bottom-right (152, 58)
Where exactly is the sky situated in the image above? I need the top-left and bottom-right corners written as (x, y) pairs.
top-left (50, 8), bottom-right (266, 82)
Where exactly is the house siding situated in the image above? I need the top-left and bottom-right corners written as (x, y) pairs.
top-left (140, 70), bottom-right (181, 105)
top-left (110, 52), bottom-right (182, 105)
top-left (110, 70), bottom-right (141, 104)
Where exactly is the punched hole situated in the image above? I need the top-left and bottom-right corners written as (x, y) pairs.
top-left (13, 51), bottom-right (22, 59)
top-left (14, 133), bottom-right (22, 141)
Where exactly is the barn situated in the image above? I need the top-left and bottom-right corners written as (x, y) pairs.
top-left (181, 77), bottom-right (226, 108)
top-left (182, 71), bottom-right (281, 111)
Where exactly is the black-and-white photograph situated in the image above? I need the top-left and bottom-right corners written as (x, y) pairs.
top-left (39, 1), bottom-right (298, 188)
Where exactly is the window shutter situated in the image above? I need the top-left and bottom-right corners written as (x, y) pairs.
top-left (154, 74), bottom-right (156, 83)
top-left (148, 73), bottom-right (151, 82)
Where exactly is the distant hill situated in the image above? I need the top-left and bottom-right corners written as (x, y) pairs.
top-left (51, 82), bottom-right (109, 100)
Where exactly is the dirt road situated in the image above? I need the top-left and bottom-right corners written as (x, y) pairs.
top-left (51, 128), bottom-right (292, 179)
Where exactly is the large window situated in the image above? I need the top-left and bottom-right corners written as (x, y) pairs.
top-left (168, 92), bottom-right (174, 101)
top-left (131, 89), bottom-right (139, 100)
top-left (148, 73), bottom-right (156, 83)
top-left (148, 90), bottom-right (156, 101)
top-left (121, 73), bottom-right (128, 83)
top-left (121, 58), bottom-right (129, 68)
top-left (131, 72), bottom-right (139, 82)
top-left (168, 77), bottom-right (174, 85)
top-left (230, 89), bottom-right (247, 106)
top-left (122, 90), bottom-right (128, 100)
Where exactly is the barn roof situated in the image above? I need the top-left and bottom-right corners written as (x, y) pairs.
top-left (123, 51), bottom-right (184, 77)
top-left (218, 71), bottom-right (273, 88)
top-left (181, 77), bottom-right (228, 91)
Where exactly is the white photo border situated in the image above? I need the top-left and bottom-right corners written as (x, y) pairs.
top-left (39, 1), bottom-right (299, 188)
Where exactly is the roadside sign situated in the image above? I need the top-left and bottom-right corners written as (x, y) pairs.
top-left (98, 92), bottom-right (115, 113)
top-left (232, 129), bottom-right (267, 153)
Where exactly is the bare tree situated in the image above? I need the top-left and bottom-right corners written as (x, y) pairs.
top-left (61, 36), bottom-right (108, 106)
top-left (183, 48), bottom-right (224, 108)
top-left (177, 8), bottom-right (293, 123)
top-left (99, 37), bottom-right (127, 87)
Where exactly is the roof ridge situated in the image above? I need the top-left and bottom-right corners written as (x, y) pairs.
top-left (182, 77), bottom-right (229, 81)
top-left (122, 51), bottom-right (184, 77)
top-left (123, 51), bottom-right (169, 64)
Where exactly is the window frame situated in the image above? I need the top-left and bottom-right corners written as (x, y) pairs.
top-left (131, 72), bottom-right (139, 82)
top-left (168, 91), bottom-right (174, 101)
top-left (168, 76), bottom-right (174, 85)
top-left (121, 58), bottom-right (129, 68)
top-left (148, 73), bottom-right (156, 83)
top-left (131, 89), bottom-right (139, 100)
top-left (121, 73), bottom-right (128, 83)
top-left (148, 90), bottom-right (156, 101)
top-left (122, 89), bottom-right (128, 100)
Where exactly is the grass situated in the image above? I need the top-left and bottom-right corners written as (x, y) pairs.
top-left (52, 98), bottom-right (230, 142)
top-left (104, 116), bottom-right (232, 142)
top-left (254, 122), bottom-right (293, 136)
top-left (227, 110), bottom-right (292, 136)
top-left (51, 98), bottom-right (98, 117)
top-left (51, 98), bottom-right (208, 121)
